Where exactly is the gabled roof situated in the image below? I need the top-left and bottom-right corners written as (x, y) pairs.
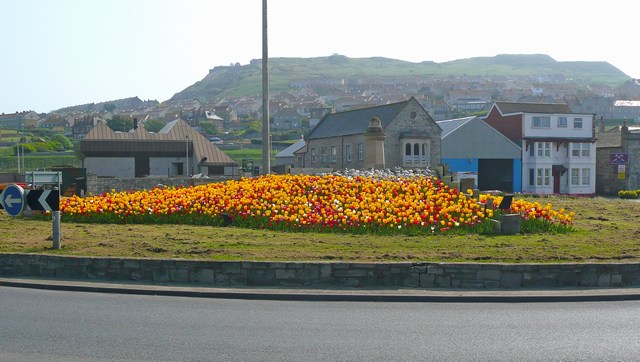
top-left (307, 98), bottom-right (417, 140)
top-left (275, 139), bottom-right (305, 158)
top-left (82, 119), bottom-right (237, 166)
top-left (437, 116), bottom-right (521, 159)
top-left (437, 116), bottom-right (475, 138)
top-left (492, 101), bottom-right (573, 115)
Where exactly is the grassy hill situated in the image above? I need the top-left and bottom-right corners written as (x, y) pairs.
top-left (170, 54), bottom-right (631, 101)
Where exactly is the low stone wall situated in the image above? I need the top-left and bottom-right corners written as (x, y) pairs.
top-left (1, 254), bottom-right (639, 289)
top-left (85, 175), bottom-right (238, 195)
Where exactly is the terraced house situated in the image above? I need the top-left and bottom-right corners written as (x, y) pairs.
top-left (484, 102), bottom-right (596, 195)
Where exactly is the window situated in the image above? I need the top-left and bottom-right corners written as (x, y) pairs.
top-left (581, 168), bottom-right (590, 185)
top-left (345, 145), bottom-right (352, 162)
top-left (311, 148), bottom-right (316, 163)
top-left (321, 147), bottom-right (327, 162)
top-left (571, 143), bottom-right (580, 157)
top-left (529, 169), bottom-right (535, 186)
top-left (529, 144), bottom-right (534, 157)
top-left (537, 142), bottom-right (551, 157)
top-left (536, 168), bottom-right (550, 186)
top-left (532, 116), bottom-right (551, 128)
top-left (331, 146), bottom-right (337, 163)
top-left (573, 117), bottom-right (583, 129)
top-left (544, 168), bottom-right (550, 186)
top-left (558, 117), bottom-right (567, 127)
top-left (358, 143), bottom-right (364, 160)
top-left (571, 168), bottom-right (579, 185)
top-left (571, 143), bottom-right (590, 157)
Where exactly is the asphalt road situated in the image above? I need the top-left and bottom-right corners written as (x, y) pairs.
top-left (2, 286), bottom-right (640, 361)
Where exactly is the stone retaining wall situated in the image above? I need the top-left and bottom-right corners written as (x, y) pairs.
top-left (85, 174), bottom-right (237, 196)
top-left (2, 254), bottom-right (640, 289)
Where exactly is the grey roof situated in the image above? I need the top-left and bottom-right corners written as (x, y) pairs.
top-left (275, 139), bottom-right (305, 158)
top-left (307, 99), bottom-right (411, 140)
top-left (493, 101), bottom-right (574, 115)
top-left (437, 116), bottom-right (521, 159)
top-left (437, 116), bottom-right (475, 138)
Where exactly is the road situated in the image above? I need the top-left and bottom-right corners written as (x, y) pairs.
top-left (1, 286), bottom-right (640, 361)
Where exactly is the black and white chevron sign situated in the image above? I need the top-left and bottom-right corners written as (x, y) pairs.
top-left (25, 190), bottom-right (59, 211)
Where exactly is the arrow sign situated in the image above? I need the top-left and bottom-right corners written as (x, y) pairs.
top-left (0, 184), bottom-right (25, 216)
top-left (25, 189), bottom-right (60, 211)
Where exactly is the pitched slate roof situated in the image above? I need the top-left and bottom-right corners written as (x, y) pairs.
top-left (275, 139), bottom-right (305, 158)
top-left (307, 99), bottom-right (411, 140)
top-left (82, 119), bottom-right (237, 166)
top-left (493, 101), bottom-right (573, 115)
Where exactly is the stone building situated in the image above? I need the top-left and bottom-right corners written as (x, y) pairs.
top-left (302, 97), bottom-right (441, 171)
top-left (595, 121), bottom-right (640, 195)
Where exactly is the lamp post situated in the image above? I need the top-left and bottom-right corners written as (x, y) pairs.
top-left (185, 135), bottom-right (189, 176)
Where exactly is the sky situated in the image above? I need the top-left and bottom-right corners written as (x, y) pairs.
top-left (2, 0), bottom-right (638, 114)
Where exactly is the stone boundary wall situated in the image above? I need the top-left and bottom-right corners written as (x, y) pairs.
top-left (1, 254), bottom-right (640, 289)
top-left (86, 174), bottom-right (238, 195)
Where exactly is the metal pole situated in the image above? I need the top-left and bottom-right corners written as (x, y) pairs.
top-left (17, 136), bottom-right (20, 174)
top-left (261, 0), bottom-right (271, 175)
top-left (185, 135), bottom-right (189, 177)
top-left (52, 187), bottom-right (61, 249)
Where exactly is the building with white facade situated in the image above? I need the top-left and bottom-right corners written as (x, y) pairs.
top-left (484, 102), bottom-right (596, 195)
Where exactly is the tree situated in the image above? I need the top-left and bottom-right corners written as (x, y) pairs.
top-left (247, 120), bottom-right (262, 134)
top-left (107, 115), bottom-right (133, 132)
top-left (51, 134), bottom-right (73, 150)
top-left (103, 103), bottom-right (116, 113)
top-left (199, 121), bottom-right (218, 135)
top-left (143, 118), bottom-right (165, 133)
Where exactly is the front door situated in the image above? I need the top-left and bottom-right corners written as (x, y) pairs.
top-left (552, 170), bottom-right (561, 194)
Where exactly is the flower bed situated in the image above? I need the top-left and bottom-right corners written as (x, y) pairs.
top-left (60, 174), bottom-right (574, 235)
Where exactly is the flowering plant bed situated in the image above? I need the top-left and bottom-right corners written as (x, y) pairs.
top-left (59, 174), bottom-right (573, 235)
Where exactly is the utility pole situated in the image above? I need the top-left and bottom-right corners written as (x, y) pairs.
top-left (261, 0), bottom-right (271, 175)
top-left (185, 135), bottom-right (189, 176)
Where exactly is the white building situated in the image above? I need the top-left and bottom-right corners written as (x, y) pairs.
top-left (485, 102), bottom-right (596, 195)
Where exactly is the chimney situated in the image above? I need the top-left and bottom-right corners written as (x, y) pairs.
top-left (599, 116), bottom-right (605, 133)
top-left (133, 117), bottom-right (138, 130)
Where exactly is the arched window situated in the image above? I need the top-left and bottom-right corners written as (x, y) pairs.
top-left (405, 143), bottom-right (411, 156)
top-left (414, 143), bottom-right (420, 156)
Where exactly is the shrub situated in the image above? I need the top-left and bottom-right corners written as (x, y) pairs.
top-left (618, 190), bottom-right (639, 199)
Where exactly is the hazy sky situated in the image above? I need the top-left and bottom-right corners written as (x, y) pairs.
top-left (2, 0), bottom-right (638, 114)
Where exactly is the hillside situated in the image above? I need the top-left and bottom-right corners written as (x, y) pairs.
top-left (170, 54), bottom-right (631, 101)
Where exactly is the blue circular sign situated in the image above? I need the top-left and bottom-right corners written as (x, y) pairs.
top-left (1, 184), bottom-right (25, 216)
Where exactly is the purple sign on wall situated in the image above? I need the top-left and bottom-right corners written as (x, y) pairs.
top-left (610, 153), bottom-right (628, 164)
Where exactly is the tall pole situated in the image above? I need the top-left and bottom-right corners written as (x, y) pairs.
top-left (261, 0), bottom-right (271, 175)
top-left (185, 135), bottom-right (189, 177)
top-left (17, 131), bottom-right (20, 174)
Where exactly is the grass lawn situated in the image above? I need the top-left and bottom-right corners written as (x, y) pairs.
top-left (1, 196), bottom-right (639, 263)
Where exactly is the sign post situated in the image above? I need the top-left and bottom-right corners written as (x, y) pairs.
top-left (0, 184), bottom-right (25, 216)
top-left (51, 187), bottom-right (61, 249)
